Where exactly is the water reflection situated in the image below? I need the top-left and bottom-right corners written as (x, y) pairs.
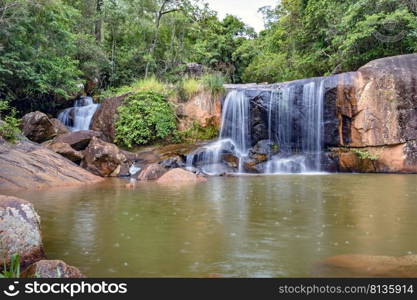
top-left (4, 174), bottom-right (417, 277)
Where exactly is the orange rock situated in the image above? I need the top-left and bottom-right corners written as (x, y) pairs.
top-left (156, 168), bottom-right (207, 184)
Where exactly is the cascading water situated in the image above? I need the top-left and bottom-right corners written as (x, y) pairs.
top-left (265, 79), bottom-right (325, 173)
top-left (186, 90), bottom-right (251, 175)
top-left (186, 78), bottom-right (327, 175)
top-left (58, 96), bottom-right (99, 131)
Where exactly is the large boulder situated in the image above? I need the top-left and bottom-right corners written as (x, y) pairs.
top-left (21, 260), bottom-right (85, 278)
top-left (46, 142), bottom-right (84, 164)
top-left (91, 94), bottom-right (128, 142)
top-left (136, 164), bottom-right (167, 181)
top-left (21, 111), bottom-right (69, 143)
top-left (313, 254), bottom-right (417, 278)
top-left (156, 168), bottom-right (207, 184)
top-left (51, 130), bottom-right (102, 151)
top-left (333, 54), bottom-right (417, 173)
top-left (81, 137), bottom-right (130, 177)
top-left (0, 195), bottom-right (45, 271)
top-left (0, 140), bottom-right (103, 190)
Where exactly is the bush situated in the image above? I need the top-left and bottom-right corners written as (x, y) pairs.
top-left (0, 100), bottom-right (21, 143)
top-left (115, 91), bottom-right (177, 148)
top-left (201, 73), bottom-right (226, 96)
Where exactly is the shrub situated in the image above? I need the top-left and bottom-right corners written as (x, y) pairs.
top-left (201, 73), bottom-right (226, 96)
top-left (115, 91), bottom-right (177, 148)
top-left (351, 149), bottom-right (378, 161)
top-left (0, 100), bottom-right (21, 143)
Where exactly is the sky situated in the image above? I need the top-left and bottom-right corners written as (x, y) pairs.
top-left (205, 0), bottom-right (279, 32)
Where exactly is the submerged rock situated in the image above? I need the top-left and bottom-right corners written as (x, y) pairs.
top-left (156, 168), bottom-right (207, 184)
top-left (21, 260), bottom-right (85, 278)
top-left (0, 140), bottom-right (103, 190)
top-left (81, 137), bottom-right (130, 177)
top-left (313, 254), bottom-right (417, 278)
top-left (0, 195), bottom-right (45, 271)
top-left (21, 111), bottom-right (69, 143)
top-left (136, 164), bottom-right (167, 181)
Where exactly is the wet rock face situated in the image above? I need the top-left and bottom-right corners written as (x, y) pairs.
top-left (21, 111), bottom-right (69, 143)
top-left (81, 137), bottom-right (130, 177)
top-left (0, 195), bottom-right (45, 271)
top-left (313, 254), bottom-right (417, 278)
top-left (21, 260), bottom-right (85, 278)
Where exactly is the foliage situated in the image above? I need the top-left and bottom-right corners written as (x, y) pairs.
top-left (115, 91), bottom-right (177, 148)
top-left (242, 0), bottom-right (417, 83)
top-left (178, 121), bottom-right (218, 143)
top-left (352, 149), bottom-right (379, 161)
top-left (201, 73), bottom-right (226, 96)
top-left (0, 254), bottom-right (20, 278)
top-left (0, 100), bottom-right (21, 143)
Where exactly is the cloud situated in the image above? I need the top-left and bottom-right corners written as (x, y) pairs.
top-left (205, 0), bottom-right (278, 32)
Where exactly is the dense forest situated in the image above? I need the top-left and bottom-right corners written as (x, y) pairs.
top-left (1, 0), bottom-right (417, 114)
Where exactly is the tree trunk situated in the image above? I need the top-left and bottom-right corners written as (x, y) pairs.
top-left (95, 0), bottom-right (103, 43)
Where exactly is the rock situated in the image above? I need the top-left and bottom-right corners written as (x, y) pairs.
top-left (156, 168), bottom-right (207, 184)
top-left (313, 254), bottom-right (417, 278)
top-left (50, 118), bottom-right (70, 135)
top-left (176, 90), bottom-right (222, 132)
top-left (52, 130), bottom-right (102, 151)
top-left (185, 63), bottom-right (204, 77)
top-left (21, 111), bottom-right (68, 143)
top-left (81, 137), bottom-right (130, 177)
top-left (136, 164), bottom-right (167, 181)
top-left (159, 156), bottom-right (185, 169)
top-left (91, 94), bottom-right (128, 142)
top-left (46, 142), bottom-right (84, 164)
top-left (334, 54), bottom-right (417, 172)
top-left (0, 140), bottom-right (103, 190)
top-left (222, 153), bottom-right (239, 168)
top-left (21, 260), bottom-right (85, 278)
top-left (85, 78), bottom-right (99, 96)
top-left (251, 140), bottom-right (279, 156)
top-left (0, 195), bottom-right (45, 271)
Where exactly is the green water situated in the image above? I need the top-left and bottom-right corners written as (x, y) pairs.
top-left (5, 174), bottom-right (417, 277)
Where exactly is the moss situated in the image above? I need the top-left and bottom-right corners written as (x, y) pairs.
top-left (178, 121), bottom-right (219, 144)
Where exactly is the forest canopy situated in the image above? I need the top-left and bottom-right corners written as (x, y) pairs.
top-left (1, 0), bottom-right (416, 110)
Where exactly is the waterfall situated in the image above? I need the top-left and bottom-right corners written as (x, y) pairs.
top-left (186, 78), bottom-right (326, 175)
top-left (186, 90), bottom-right (250, 175)
top-left (58, 96), bottom-right (100, 132)
top-left (265, 79), bottom-right (325, 174)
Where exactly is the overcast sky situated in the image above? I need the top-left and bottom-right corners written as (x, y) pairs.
top-left (205, 0), bottom-right (278, 32)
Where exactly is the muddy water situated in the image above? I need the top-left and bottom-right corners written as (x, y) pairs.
top-left (6, 174), bottom-right (417, 277)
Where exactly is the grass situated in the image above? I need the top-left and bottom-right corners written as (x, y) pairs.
top-left (201, 73), bottom-right (226, 96)
top-left (101, 76), bottom-right (169, 98)
top-left (0, 254), bottom-right (20, 278)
